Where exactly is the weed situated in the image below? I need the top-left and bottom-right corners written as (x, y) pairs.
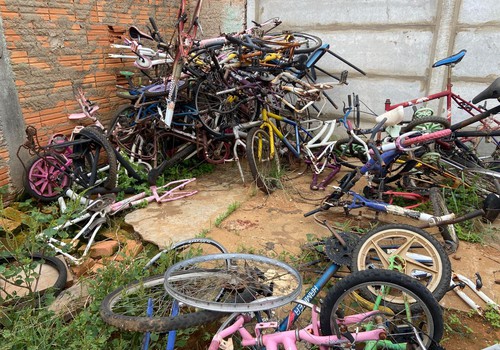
top-left (214, 201), bottom-right (240, 227)
top-left (484, 304), bottom-right (500, 328)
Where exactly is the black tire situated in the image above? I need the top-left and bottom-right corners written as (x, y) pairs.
top-left (429, 187), bottom-right (458, 253)
top-left (194, 74), bottom-right (259, 138)
top-left (72, 127), bottom-right (118, 190)
top-left (402, 116), bottom-right (450, 133)
top-left (99, 274), bottom-right (225, 332)
top-left (108, 105), bottom-right (139, 146)
top-left (320, 269), bottom-right (444, 349)
top-left (144, 237), bottom-right (228, 270)
top-left (147, 142), bottom-right (197, 185)
top-left (23, 152), bottom-right (72, 202)
top-left (246, 127), bottom-right (282, 194)
top-left (264, 32), bottom-right (322, 54)
top-left (333, 137), bottom-right (368, 163)
top-left (352, 224), bottom-right (452, 302)
top-left (0, 253), bottom-right (67, 306)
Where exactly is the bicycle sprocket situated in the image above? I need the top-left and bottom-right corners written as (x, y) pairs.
top-left (324, 232), bottom-right (359, 267)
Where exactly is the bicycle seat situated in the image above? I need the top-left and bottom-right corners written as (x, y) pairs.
top-left (472, 77), bottom-right (500, 104)
top-left (375, 106), bottom-right (404, 126)
top-left (432, 49), bottom-right (466, 68)
top-left (129, 26), bottom-right (154, 41)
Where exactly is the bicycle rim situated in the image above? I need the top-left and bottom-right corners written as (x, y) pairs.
top-left (24, 153), bottom-right (71, 202)
top-left (320, 269), bottom-right (444, 349)
top-left (163, 253), bottom-right (302, 312)
top-left (352, 224), bottom-right (451, 302)
top-left (246, 128), bottom-right (282, 194)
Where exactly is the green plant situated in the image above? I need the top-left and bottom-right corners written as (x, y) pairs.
top-left (214, 201), bottom-right (240, 227)
top-left (484, 304), bottom-right (500, 328)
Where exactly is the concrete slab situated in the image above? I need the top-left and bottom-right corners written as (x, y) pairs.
top-left (125, 164), bottom-right (253, 249)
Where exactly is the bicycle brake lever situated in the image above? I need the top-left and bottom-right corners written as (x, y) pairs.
top-left (475, 273), bottom-right (483, 290)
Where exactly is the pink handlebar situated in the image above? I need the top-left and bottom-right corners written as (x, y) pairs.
top-left (401, 128), bottom-right (452, 147)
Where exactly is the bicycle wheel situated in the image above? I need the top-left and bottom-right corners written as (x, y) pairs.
top-left (108, 105), bottom-right (139, 146)
top-left (99, 274), bottom-right (225, 332)
top-left (263, 32), bottom-right (322, 54)
top-left (163, 253), bottom-right (302, 312)
top-left (0, 253), bottom-right (67, 306)
top-left (429, 187), bottom-right (458, 253)
top-left (352, 224), bottom-right (451, 302)
top-left (246, 127), bottom-right (282, 194)
top-left (24, 152), bottom-right (72, 202)
top-left (320, 269), bottom-right (444, 349)
top-left (143, 237), bottom-right (228, 270)
top-left (195, 74), bottom-right (259, 137)
top-left (402, 116), bottom-right (450, 133)
top-left (72, 126), bottom-right (118, 190)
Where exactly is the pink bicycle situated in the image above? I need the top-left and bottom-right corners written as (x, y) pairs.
top-left (161, 254), bottom-right (444, 350)
top-left (18, 87), bottom-right (118, 202)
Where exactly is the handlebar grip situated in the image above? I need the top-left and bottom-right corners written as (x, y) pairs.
top-left (401, 129), bottom-right (452, 147)
top-left (304, 206), bottom-right (327, 217)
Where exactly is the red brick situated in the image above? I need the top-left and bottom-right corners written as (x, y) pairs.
top-left (89, 240), bottom-right (119, 258)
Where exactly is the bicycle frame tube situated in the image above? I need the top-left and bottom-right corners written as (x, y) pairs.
top-left (345, 191), bottom-right (454, 224)
top-left (278, 263), bottom-right (340, 331)
top-left (261, 108), bottom-right (314, 158)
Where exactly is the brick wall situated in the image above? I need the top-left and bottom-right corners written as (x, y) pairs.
top-left (0, 0), bottom-right (245, 202)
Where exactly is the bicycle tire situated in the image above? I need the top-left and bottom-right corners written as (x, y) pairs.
top-left (163, 253), bottom-right (302, 312)
top-left (72, 127), bottom-right (118, 190)
top-left (24, 152), bottom-right (72, 202)
top-left (246, 127), bottom-right (282, 194)
top-left (108, 105), bottom-right (140, 146)
top-left (144, 237), bottom-right (228, 270)
top-left (351, 224), bottom-right (452, 302)
top-left (99, 274), bottom-right (225, 332)
top-left (429, 187), bottom-right (459, 253)
top-left (263, 32), bottom-right (322, 54)
top-left (333, 137), bottom-right (368, 163)
top-left (402, 116), bottom-right (451, 133)
top-left (0, 253), bottom-right (67, 306)
top-left (147, 141), bottom-right (197, 185)
top-left (194, 74), bottom-right (260, 138)
top-left (320, 269), bottom-right (444, 349)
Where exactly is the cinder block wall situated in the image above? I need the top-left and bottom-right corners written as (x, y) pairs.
top-left (0, 0), bottom-right (245, 201)
top-left (249, 0), bottom-right (500, 122)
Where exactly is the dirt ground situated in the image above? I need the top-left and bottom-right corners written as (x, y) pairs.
top-left (196, 162), bottom-right (500, 349)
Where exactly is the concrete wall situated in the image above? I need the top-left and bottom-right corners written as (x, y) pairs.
top-left (0, 0), bottom-right (245, 199)
top-left (248, 0), bottom-right (500, 123)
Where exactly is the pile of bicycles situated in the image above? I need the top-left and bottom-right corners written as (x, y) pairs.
top-left (12, 2), bottom-right (500, 349)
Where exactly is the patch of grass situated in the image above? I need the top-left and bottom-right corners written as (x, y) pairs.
top-left (214, 201), bottom-right (240, 227)
top-left (484, 304), bottom-right (500, 328)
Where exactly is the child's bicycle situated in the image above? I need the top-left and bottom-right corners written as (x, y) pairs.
top-left (17, 87), bottom-right (118, 202)
top-left (162, 254), bottom-right (445, 350)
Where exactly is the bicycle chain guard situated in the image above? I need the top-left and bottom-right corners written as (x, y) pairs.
top-left (324, 232), bottom-right (359, 267)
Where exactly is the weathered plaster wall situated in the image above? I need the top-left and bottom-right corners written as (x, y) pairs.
top-left (248, 0), bottom-right (500, 124)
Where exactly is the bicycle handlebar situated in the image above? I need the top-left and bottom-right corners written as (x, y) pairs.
top-left (419, 209), bottom-right (484, 228)
top-left (400, 128), bottom-right (452, 147)
top-left (450, 104), bottom-right (500, 131)
top-left (225, 34), bottom-right (276, 53)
